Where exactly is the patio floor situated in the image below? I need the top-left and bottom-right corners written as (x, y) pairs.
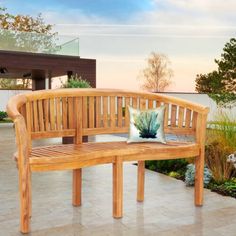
top-left (1, 124), bottom-right (236, 236)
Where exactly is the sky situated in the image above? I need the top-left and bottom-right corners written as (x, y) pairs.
top-left (1, 0), bottom-right (236, 92)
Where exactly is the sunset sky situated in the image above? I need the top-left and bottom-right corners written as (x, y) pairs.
top-left (1, 0), bottom-right (236, 92)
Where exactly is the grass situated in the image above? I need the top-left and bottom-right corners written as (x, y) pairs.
top-left (205, 110), bottom-right (236, 183)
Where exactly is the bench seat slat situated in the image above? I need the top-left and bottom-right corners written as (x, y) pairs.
top-left (22, 141), bottom-right (200, 171)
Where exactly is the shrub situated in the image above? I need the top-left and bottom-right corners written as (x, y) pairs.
top-left (205, 141), bottom-right (236, 183)
top-left (208, 178), bottom-right (236, 198)
top-left (206, 110), bottom-right (236, 183)
top-left (62, 75), bottom-right (91, 88)
top-left (185, 164), bottom-right (212, 187)
top-left (0, 111), bottom-right (7, 121)
top-left (168, 171), bottom-right (181, 179)
top-left (145, 159), bottom-right (188, 174)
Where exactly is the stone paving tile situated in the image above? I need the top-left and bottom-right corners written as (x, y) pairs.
top-left (0, 125), bottom-right (236, 235)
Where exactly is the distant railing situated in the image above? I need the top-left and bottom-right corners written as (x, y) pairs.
top-left (0, 29), bottom-right (79, 56)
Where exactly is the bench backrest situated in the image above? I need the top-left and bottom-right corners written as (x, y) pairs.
top-left (7, 89), bottom-right (209, 148)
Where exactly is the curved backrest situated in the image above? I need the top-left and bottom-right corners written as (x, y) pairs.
top-left (8, 89), bottom-right (209, 145)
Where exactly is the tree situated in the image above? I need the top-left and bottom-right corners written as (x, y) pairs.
top-left (196, 38), bottom-right (236, 106)
top-left (0, 7), bottom-right (57, 89)
top-left (139, 52), bottom-right (173, 92)
top-left (0, 7), bottom-right (57, 52)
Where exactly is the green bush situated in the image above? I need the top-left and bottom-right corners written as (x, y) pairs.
top-left (62, 75), bottom-right (91, 88)
top-left (185, 164), bottom-right (212, 187)
top-left (168, 171), bottom-right (181, 179)
top-left (145, 159), bottom-right (188, 174)
top-left (0, 111), bottom-right (7, 121)
top-left (208, 178), bottom-right (236, 198)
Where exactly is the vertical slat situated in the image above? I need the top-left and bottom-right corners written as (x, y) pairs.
top-left (26, 102), bottom-right (32, 150)
top-left (185, 109), bottom-right (192, 128)
top-left (117, 97), bottom-right (123, 127)
top-left (75, 97), bottom-right (83, 144)
top-left (148, 100), bottom-right (153, 109)
top-left (43, 99), bottom-right (49, 131)
top-left (164, 103), bottom-right (169, 127)
top-left (82, 97), bottom-right (88, 128)
top-left (49, 99), bottom-right (55, 130)
top-left (140, 98), bottom-right (146, 109)
top-left (156, 100), bottom-right (161, 107)
top-left (125, 97), bottom-right (130, 126)
top-left (68, 97), bottom-right (74, 129)
top-left (192, 111), bottom-right (198, 129)
top-left (33, 100), bottom-right (39, 132)
top-left (178, 106), bottom-right (184, 128)
top-left (89, 97), bottom-right (95, 128)
top-left (62, 97), bottom-right (68, 129)
top-left (132, 97), bottom-right (137, 108)
top-left (110, 96), bottom-right (116, 128)
top-left (96, 96), bottom-right (101, 128)
top-left (103, 96), bottom-right (108, 128)
top-left (171, 104), bottom-right (177, 127)
top-left (38, 100), bottom-right (44, 131)
top-left (56, 98), bottom-right (61, 130)
top-left (30, 102), bottom-right (34, 131)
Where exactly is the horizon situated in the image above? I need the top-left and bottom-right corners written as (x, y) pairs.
top-left (1, 0), bottom-right (236, 92)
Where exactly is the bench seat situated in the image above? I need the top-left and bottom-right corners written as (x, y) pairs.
top-left (21, 141), bottom-right (200, 171)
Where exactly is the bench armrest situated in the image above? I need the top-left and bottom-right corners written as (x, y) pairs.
top-left (7, 94), bottom-right (29, 164)
top-left (14, 116), bottom-right (30, 165)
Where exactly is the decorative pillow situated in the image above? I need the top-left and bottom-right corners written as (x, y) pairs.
top-left (127, 105), bottom-right (166, 144)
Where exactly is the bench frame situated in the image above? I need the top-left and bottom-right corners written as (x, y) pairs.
top-left (7, 89), bottom-right (209, 233)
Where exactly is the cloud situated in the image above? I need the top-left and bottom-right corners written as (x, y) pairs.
top-left (39, 0), bottom-right (235, 92)
top-left (161, 0), bottom-right (236, 14)
top-left (139, 0), bottom-right (236, 27)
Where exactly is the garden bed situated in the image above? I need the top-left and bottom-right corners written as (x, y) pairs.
top-left (145, 159), bottom-right (236, 199)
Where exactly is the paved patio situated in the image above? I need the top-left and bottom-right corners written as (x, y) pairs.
top-left (1, 124), bottom-right (236, 236)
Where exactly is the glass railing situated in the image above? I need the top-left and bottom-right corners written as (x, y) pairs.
top-left (0, 29), bottom-right (79, 56)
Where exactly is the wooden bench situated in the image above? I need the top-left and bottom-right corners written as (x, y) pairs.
top-left (7, 89), bottom-right (209, 233)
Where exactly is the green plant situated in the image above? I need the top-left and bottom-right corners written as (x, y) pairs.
top-left (133, 111), bottom-right (160, 138)
top-left (168, 171), bottom-right (181, 179)
top-left (145, 159), bottom-right (188, 173)
top-left (185, 164), bottom-right (212, 187)
top-left (206, 111), bottom-right (236, 183)
top-left (0, 111), bottom-right (7, 121)
top-left (208, 178), bottom-right (236, 198)
top-left (62, 75), bottom-right (91, 88)
top-left (205, 141), bottom-right (236, 183)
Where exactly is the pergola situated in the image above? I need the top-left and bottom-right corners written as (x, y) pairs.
top-left (0, 50), bottom-right (96, 90)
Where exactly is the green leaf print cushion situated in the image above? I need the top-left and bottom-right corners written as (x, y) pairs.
top-left (127, 105), bottom-right (166, 144)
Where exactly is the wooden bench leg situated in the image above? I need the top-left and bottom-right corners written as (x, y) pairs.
top-left (19, 166), bottom-right (31, 234)
top-left (137, 161), bottom-right (145, 202)
top-left (29, 172), bottom-right (32, 218)
top-left (113, 156), bottom-right (123, 218)
top-left (72, 169), bottom-right (82, 206)
top-left (195, 150), bottom-right (204, 206)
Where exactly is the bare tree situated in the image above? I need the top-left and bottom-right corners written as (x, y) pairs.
top-left (139, 52), bottom-right (173, 92)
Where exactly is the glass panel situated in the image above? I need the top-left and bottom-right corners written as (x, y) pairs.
top-left (0, 29), bottom-right (79, 56)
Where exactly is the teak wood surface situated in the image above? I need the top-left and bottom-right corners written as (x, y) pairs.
top-left (7, 88), bottom-right (209, 234)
